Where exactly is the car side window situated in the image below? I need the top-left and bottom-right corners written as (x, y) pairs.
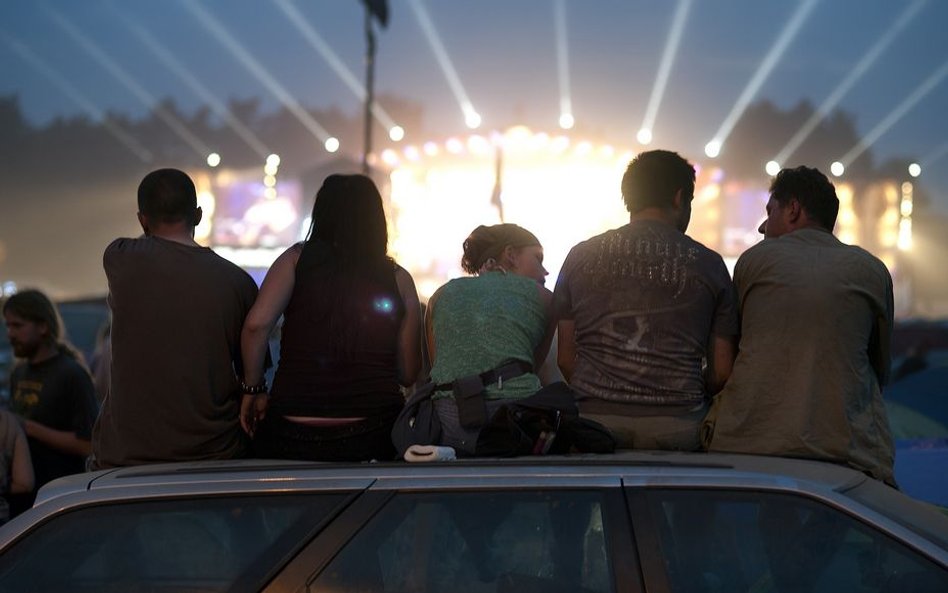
top-left (0, 493), bottom-right (350, 593)
top-left (639, 489), bottom-right (948, 593)
top-left (310, 490), bottom-right (613, 593)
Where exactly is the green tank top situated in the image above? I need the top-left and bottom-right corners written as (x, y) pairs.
top-left (429, 272), bottom-right (547, 400)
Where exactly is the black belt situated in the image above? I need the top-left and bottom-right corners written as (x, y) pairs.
top-left (434, 360), bottom-right (533, 392)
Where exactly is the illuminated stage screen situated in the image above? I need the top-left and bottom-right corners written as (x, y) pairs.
top-left (210, 176), bottom-right (304, 249)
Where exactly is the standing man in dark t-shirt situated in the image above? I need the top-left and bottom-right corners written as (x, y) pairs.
top-left (554, 150), bottom-right (738, 450)
top-left (3, 289), bottom-right (97, 499)
top-left (92, 168), bottom-right (260, 468)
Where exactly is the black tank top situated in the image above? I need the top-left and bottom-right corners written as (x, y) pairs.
top-left (270, 241), bottom-right (405, 417)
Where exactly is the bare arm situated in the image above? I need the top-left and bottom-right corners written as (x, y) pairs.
top-left (395, 266), bottom-right (422, 387)
top-left (23, 419), bottom-right (91, 458)
top-left (239, 244), bottom-right (299, 434)
top-left (557, 319), bottom-right (577, 383)
top-left (533, 286), bottom-right (555, 371)
top-left (707, 334), bottom-right (737, 395)
top-left (10, 424), bottom-right (34, 494)
top-left (424, 288), bottom-right (443, 368)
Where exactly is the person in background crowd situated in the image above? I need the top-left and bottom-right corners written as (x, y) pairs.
top-left (705, 166), bottom-right (896, 484)
top-left (3, 289), bottom-right (96, 505)
top-left (554, 150), bottom-right (738, 451)
top-left (425, 223), bottom-right (555, 455)
top-left (240, 174), bottom-right (421, 461)
top-left (92, 168), bottom-right (260, 467)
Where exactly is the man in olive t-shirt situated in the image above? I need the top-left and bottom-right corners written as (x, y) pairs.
top-left (92, 169), bottom-right (259, 467)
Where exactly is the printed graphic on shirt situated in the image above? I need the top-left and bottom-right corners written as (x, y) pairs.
top-left (584, 232), bottom-right (698, 297)
top-left (11, 380), bottom-right (43, 416)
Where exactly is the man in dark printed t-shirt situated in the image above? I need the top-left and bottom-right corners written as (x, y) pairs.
top-left (553, 150), bottom-right (738, 450)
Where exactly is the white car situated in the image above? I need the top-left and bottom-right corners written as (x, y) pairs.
top-left (0, 451), bottom-right (945, 593)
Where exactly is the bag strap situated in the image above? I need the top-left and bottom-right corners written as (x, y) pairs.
top-left (433, 359), bottom-right (533, 392)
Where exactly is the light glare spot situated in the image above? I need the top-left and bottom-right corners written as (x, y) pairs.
top-left (206, 152), bottom-right (221, 167)
top-left (908, 163), bottom-right (921, 177)
top-left (765, 160), bottom-right (781, 176)
top-left (325, 137), bottom-right (340, 153)
top-left (636, 128), bottom-right (653, 145)
top-left (559, 113), bottom-right (575, 129)
top-left (266, 153), bottom-right (281, 167)
top-left (704, 140), bottom-right (721, 159)
top-left (464, 110), bottom-right (481, 129)
top-left (830, 161), bottom-right (845, 177)
top-left (373, 296), bottom-right (395, 314)
top-left (389, 126), bottom-right (405, 142)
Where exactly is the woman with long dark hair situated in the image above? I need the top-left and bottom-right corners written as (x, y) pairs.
top-left (240, 174), bottom-right (421, 461)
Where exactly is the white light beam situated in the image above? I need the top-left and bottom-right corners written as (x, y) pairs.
top-left (841, 58), bottom-right (948, 167)
top-left (706, 0), bottom-right (819, 155)
top-left (271, 0), bottom-right (401, 134)
top-left (407, 0), bottom-right (480, 128)
top-left (183, 1), bottom-right (336, 146)
top-left (44, 4), bottom-right (210, 158)
top-left (121, 13), bottom-right (271, 160)
top-left (553, 0), bottom-right (573, 127)
top-left (775, 0), bottom-right (927, 164)
top-left (639, 0), bottom-right (692, 143)
top-left (0, 31), bottom-right (152, 162)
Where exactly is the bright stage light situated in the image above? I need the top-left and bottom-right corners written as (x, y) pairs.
top-left (765, 160), bottom-right (780, 176)
top-left (636, 128), bottom-right (653, 145)
top-left (264, 162), bottom-right (278, 176)
top-left (389, 126), bottom-right (405, 141)
top-left (263, 175), bottom-right (276, 188)
top-left (207, 152), bottom-right (221, 167)
top-left (908, 162), bottom-right (921, 177)
top-left (464, 110), bottom-right (482, 130)
top-left (266, 153), bottom-right (281, 167)
top-left (831, 161), bottom-right (845, 177)
top-left (559, 113), bottom-right (575, 129)
top-left (325, 137), bottom-right (340, 153)
top-left (704, 140), bottom-right (721, 159)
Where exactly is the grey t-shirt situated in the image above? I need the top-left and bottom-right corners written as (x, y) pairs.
top-left (554, 220), bottom-right (738, 412)
top-left (92, 236), bottom-right (258, 467)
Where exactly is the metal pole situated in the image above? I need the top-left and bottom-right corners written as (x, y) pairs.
top-left (362, 7), bottom-right (375, 175)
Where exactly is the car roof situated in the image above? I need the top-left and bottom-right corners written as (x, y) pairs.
top-left (24, 451), bottom-right (948, 556)
top-left (52, 450), bottom-right (866, 492)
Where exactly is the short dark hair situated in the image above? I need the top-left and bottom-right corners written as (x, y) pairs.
top-left (769, 166), bottom-right (839, 230)
top-left (137, 168), bottom-right (198, 225)
top-left (621, 150), bottom-right (695, 213)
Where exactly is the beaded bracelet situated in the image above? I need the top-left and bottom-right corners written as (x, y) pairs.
top-left (240, 380), bottom-right (268, 395)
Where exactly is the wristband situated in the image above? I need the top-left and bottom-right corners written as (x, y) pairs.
top-left (240, 380), bottom-right (268, 395)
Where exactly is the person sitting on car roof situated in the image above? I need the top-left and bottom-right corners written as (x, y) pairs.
top-left (704, 165), bottom-right (896, 485)
top-left (92, 168), bottom-right (261, 468)
top-left (240, 174), bottom-right (421, 462)
top-left (553, 150), bottom-right (739, 451)
top-left (423, 223), bottom-right (556, 456)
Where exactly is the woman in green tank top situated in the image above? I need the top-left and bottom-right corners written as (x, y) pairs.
top-left (425, 224), bottom-right (556, 455)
